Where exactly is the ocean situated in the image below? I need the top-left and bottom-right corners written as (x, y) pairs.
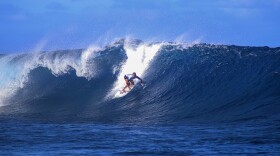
top-left (0, 39), bottom-right (280, 155)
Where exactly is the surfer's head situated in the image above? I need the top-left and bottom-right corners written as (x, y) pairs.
top-left (132, 72), bottom-right (136, 76)
top-left (124, 75), bottom-right (128, 80)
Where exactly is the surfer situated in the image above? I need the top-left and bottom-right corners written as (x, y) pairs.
top-left (122, 72), bottom-right (144, 93)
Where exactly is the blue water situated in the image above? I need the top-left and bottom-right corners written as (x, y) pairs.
top-left (0, 39), bottom-right (280, 154)
top-left (1, 120), bottom-right (279, 155)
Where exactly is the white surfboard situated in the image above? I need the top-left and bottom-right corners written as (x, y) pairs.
top-left (114, 83), bottom-right (145, 98)
top-left (114, 86), bottom-right (134, 98)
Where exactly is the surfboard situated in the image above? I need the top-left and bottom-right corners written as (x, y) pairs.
top-left (114, 86), bottom-right (133, 98)
top-left (114, 83), bottom-right (145, 98)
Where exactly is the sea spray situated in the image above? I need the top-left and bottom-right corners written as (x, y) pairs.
top-left (108, 40), bottom-right (162, 98)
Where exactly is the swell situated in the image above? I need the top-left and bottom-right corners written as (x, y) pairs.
top-left (0, 41), bottom-right (280, 123)
top-left (93, 44), bottom-right (280, 123)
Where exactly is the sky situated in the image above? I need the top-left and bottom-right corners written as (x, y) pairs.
top-left (0, 0), bottom-right (280, 53)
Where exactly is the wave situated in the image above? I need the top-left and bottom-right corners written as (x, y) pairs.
top-left (0, 39), bottom-right (280, 123)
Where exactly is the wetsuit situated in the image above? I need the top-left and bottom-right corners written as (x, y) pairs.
top-left (125, 74), bottom-right (143, 85)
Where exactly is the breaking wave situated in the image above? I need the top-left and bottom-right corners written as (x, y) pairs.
top-left (0, 39), bottom-right (280, 123)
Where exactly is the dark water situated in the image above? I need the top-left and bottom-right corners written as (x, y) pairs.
top-left (1, 120), bottom-right (280, 155)
top-left (1, 40), bottom-right (280, 155)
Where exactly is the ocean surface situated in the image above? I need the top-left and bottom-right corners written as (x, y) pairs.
top-left (1, 120), bottom-right (280, 155)
top-left (0, 39), bottom-right (280, 155)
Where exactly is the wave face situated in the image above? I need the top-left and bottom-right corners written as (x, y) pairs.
top-left (0, 40), bottom-right (280, 123)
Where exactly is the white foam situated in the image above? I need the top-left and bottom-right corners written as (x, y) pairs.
top-left (0, 55), bottom-right (31, 106)
top-left (0, 46), bottom-right (102, 106)
top-left (0, 40), bottom-right (162, 106)
top-left (108, 41), bottom-right (162, 98)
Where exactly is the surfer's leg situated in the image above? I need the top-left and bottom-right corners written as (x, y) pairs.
top-left (123, 82), bottom-right (131, 93)
top-left (122, 85), bottom-right (128, 93)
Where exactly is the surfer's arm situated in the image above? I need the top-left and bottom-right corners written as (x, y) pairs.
top-left (135, 76), bottom-right (143, 83)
